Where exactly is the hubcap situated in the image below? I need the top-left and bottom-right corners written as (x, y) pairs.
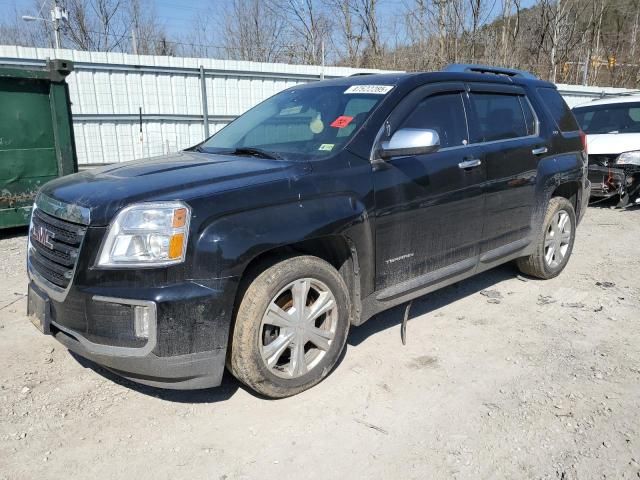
top-left (259, 278), bottom-right (337, 379)
top-left (544, 210), bottom-right (572, 268)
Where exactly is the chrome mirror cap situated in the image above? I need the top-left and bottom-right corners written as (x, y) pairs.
top-left (380, 128), bottom-right (441, 159)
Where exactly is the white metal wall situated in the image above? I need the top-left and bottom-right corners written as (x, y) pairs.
top-left (0, 46), bottom-right (388, 165)
top-left (0, 45), bottom-right (636, 165)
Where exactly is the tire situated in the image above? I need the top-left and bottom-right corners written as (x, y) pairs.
top-left (517, 197), bottom-right (576, 280)
top-left (229, 255), bottom-right (350, 398)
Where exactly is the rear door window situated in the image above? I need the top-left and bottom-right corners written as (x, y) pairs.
top-left (537, 87), bottom-right (579, 132)
top-left (468, 92), bottom-right (529, 142)
top-left (398, 92), bottom-right (469, 148)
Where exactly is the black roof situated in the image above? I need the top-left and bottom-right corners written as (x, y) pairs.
top-left (299, 65), bottom-right (554, 91)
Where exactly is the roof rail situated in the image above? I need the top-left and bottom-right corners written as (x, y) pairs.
top-left (349, 72), bottom-right (375, 76)
top-left (443, 63), bottom-right (538, 80)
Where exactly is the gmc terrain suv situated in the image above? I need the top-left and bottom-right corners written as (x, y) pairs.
top-left (27, 64), bottom-right (590, 398)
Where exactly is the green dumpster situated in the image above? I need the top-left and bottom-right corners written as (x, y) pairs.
top-left (0, 59), bottom-right (77, 228)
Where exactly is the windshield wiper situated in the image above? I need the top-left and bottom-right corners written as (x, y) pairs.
top-left (228, 147), bottom-right (280, 160)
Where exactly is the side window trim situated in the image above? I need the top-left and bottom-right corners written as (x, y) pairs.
top-left (518, 95), bottom-right (541, 137)
top-left (466, 82), bottom-right (526, 96)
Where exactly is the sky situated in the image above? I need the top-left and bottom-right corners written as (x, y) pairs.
top-left (2, 0), bottom-right (215, 38)
top-left (2, 0), bottom-right (536, 48)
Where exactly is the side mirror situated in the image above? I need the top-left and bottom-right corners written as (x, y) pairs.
top-left (379, 128), bottom-right (440, 159)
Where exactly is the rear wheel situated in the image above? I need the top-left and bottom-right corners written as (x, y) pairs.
top-left (517, 197), bottom-right (576, 279)
top-left (229, 255), bottom-right (350, 398)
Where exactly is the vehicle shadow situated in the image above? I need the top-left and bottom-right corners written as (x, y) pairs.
top-left (69, 351), bottom-right (244, 403)
top-left (587, 196), bottom-right (640, 210)
top-left (348, 263), bottom-right (522, 347)
top-left (0, 225), bottom-right (29, 240)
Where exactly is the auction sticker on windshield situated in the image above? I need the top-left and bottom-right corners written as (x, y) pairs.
top-left (330, 116), bottom-right (353, 128)
top-left (344, 85), bottom-right (393, 95)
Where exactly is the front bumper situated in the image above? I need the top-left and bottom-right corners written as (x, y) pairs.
top-left (588, 164), bottom-right (640, 199)
top-left (28, 271), bottom-right (239, 390)
top-left (54, 323), bottom-right (227, 389)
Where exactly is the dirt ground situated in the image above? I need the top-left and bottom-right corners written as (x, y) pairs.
top-left (1, 203), bottom-right (639, 480)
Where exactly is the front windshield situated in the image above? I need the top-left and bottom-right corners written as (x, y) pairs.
top-left (198, 84), bottom-right (391, 160)
top-left (573, 102), bottom-right (640, 134)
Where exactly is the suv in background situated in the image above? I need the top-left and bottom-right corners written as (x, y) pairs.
top-left (573, 95), bottom-right (640, 207)
top-left (27, 64), bottom-right (589, 398)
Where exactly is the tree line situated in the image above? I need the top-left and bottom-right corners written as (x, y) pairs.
top-left (1, 0), bottom-right (639, 87)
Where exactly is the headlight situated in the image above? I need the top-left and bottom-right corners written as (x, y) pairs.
top-left (97, 202), bottom-right (191, 267)
top-left (617, 150), bottom-right (640, 165)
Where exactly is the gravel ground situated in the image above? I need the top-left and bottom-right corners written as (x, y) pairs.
top-left (1, 204), bottom-right (639, 480)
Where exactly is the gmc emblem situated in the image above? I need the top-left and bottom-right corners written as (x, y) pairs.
top-left (31, 225), bottom-right (54, 249)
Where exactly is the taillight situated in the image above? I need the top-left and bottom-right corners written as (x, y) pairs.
top-left (579, 130), bottom-right (588, 154)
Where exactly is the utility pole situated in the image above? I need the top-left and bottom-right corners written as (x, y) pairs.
top-left (50, 0), bottom-right (67, 49)
top-left (21, 0), bottom-right (66, 49)
top-left (131, 29), bottom-right (138, 55)
top-left (320, 39), bottom-right (325, 81)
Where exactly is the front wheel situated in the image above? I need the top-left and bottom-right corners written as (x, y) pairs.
top-left (517, 197), bottom-right (576, 279)
top-left (229, 255), bottom-right (350, 398)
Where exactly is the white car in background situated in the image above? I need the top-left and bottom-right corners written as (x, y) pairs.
top-left (573, 95), bottom-right (640, 207)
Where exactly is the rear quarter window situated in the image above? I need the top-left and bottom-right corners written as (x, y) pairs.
top-left (537, 87), bottom-right (579, 132)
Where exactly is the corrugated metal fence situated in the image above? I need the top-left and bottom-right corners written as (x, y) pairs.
top-left (0, 46), bottom-right (388, 165)
top-left (0, 45), bottom-right (636, 165)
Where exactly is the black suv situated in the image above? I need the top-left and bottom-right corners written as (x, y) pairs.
top-left (27, 64), bottom-right (590, 398)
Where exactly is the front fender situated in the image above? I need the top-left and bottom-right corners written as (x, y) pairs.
top-left (191, 194), bottom-right (374, 282)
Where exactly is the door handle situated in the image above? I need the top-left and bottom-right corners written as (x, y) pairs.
top-left (458, 159), bottom-right (482, 169)
top-left (532, 146), bottom-right (548, 155)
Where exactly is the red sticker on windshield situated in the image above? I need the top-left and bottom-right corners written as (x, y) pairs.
top-left (330, 115), bottom-right (354, 128)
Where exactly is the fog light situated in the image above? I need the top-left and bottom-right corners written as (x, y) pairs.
top-left (134, 305), bottom-right (151, 338)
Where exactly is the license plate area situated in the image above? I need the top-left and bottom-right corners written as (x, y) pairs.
top-left (27, 285), bottom-right (51, 335)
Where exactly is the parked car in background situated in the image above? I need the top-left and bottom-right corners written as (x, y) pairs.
top-left (573, 95), bottom-right (640, 207)
top-left (27, 64), bottom-right (589, 398)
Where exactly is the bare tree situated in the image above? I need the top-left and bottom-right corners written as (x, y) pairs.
top-left (128, 0), bottom-right (173, 55)
top-left (354, 0), bottom-right (382, 66)
top-left (2, 0), bottom-right (640, 88)
top-left (62, 0), bottom-right (129, 51)
top-left (268, 0), bottom-right (331, 64)
top-left (222, 0), bottom-right (288, 62)
top-left (324, 0), bottom-right (365, 66)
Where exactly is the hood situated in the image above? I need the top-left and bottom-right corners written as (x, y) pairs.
top-left (40, 151), bottom-right (304, 225)
top-left (586, 133), bottom-right (640, 155)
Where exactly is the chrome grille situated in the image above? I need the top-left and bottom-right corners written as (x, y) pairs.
top-left (29, 208), bottom-right (87, 289)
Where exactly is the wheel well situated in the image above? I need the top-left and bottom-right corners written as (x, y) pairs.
top-left (233, 236), bottom-right (361, 326)
top-left (552, 181), bottom-right (580, 213)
